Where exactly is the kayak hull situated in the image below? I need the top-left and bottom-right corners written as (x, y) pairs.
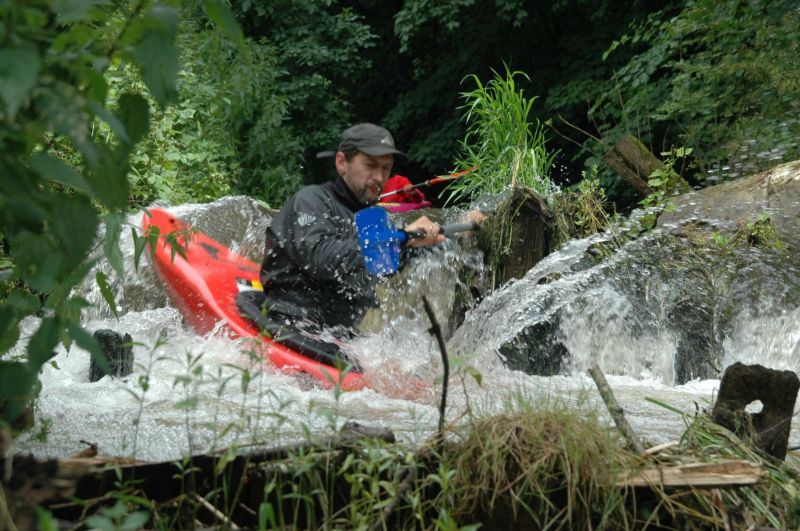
top-left (142, 208), bottom-right (366, 390)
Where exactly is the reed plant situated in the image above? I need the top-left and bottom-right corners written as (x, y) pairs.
top-left (447, 66), bottom-right (555, 204)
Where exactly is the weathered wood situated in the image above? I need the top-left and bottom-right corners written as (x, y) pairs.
top-left (711, 362), bottom-right (799, 460)
top-left (588, 365), bottom-right (646, 455)
top-left (477, 187), bottom-right (552, 287)
top-left (644, 441), bottom-right (679, 456)
top-left (3, 421), bottom-right (395, 526)
top-left (603, 136), bottom-right (654, 196)
top-left (603, 134), bottom-right (691, 196)
top-left (621, 460), bottom-right (765, 488)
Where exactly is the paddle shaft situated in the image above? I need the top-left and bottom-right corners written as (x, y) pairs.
top-left (404, 222), bottom-right (479, 240)
top-left (378, 167), bottom-right (478, 200)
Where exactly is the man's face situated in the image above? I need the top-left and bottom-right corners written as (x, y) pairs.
top-left (336, 151), bottom-right (393, 204)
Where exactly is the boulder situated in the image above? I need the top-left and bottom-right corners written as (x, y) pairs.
top-left (658, 159), bottom-right (800, 248)
top-left (89, 329), bottom-right (133, 382)
top-left (451, 160), bottom-right (800, 384)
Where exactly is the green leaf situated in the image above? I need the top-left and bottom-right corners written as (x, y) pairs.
top-left (103, 211), bottom-right (124, 278)
top-left (12, 232), bottom-right (62, 292)
top-left (36, 86), bottom-right (98, 166)
top-left (84, 515), bottom-right (114, 531)
top-left (203, 0), bottom-right (246, 51)
top-left (0, 44), bottom-right (41, 119)
top-left (30, 153), bottom-right (91, 194)
top-left (88, 100), bottom-right (130, 144)
top-left (96, 271), bottom-right (119, 319)
top-left (67, 321), bottom-right (109, 375)
top-left (37, 507), bottom-right (59, 531)
top-left (0, 306), bottom-right (20, 355)
top-left (121, 511), bottom-right (150, 531)
top-left (132, 226), bottom-right (149, 271)
top-left (132, 6), bottom-right (179, 105)
top-left (117, 93), bottom-right (151, 147)
top-left (5, 291), bottom-right (41, 317)
top-left (27, 317), bottom-right (60, 369)
top-left (53, 0), bottom-right (105, 23)
top-left (0, 361), bottom-right (36, 423)
top-left (50, 194), bottom-right (99, 272)
top-left (84, 145), bottom-right (130, 210)
top-left (463, 365), bottom-right (483, 386)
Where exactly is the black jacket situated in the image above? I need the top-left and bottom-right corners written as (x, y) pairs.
top-left (259, 177), bottom-right (379, 329)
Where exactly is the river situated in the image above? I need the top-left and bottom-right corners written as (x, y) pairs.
top-left (11, 196), bottom-right (800, 461)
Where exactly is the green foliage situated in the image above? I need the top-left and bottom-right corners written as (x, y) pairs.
top-left (105, 32), bottom-right (237, 207)
top-left (640, 146), bottom-right (692, 209)
top-left (85, 501), bottom-right (150, 531)
top-left (448, 68), bottom-right (555, 204)
top-left (232, 1), bottom-right (377, 189)
top-left (741, 213), bottom-right (786, 250)
top-left (593, 0), bottom-right (800, 185)
top-left (0, 0), bottom-right (232, 427)
top-left (552, 165), bottom-right (616, 248)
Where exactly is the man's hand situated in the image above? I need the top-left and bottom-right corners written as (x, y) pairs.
top-left (464, 209), bottom-right (486, 226)
top-left (404, 216), bottom-right (445, 247)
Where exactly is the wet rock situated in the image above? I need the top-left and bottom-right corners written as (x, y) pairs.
top-left (89, 329), bottom-right (133, 382)
top-left (711, 362), bottom-right (799, 459)
top-left (658, 159), bottom-right (800, 249)
top-left (497, 317), bottom-right (570, 375)
top-left (669, 296), bottom-right (723, 383)
top-left (449, 161), bottom-right (800, 384)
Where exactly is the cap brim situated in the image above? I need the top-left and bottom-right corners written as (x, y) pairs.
top-left (358, 146), bottom-right (406, 158)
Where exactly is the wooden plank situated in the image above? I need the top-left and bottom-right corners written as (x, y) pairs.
top-left (620, 460), bottom-right (766, 488)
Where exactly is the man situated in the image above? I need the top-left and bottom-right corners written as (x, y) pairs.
top-left (238, 123), bottom-right (442, 363)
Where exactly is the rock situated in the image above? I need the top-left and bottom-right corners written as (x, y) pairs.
top-left (711, 362), bottom-right (799, 459)
top-left (89, 329), bottom-right (133, 382)
top-left (658, 159), bottom-right (800, 248)
top-left (449, 160), bottom-right (800, 384)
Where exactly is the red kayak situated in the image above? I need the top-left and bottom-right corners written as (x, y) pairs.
top-left (142, 207), bottom-right (367, 391)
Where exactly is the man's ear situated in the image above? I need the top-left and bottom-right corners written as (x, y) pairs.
top-left (335, 151), bottom-right (347, 176)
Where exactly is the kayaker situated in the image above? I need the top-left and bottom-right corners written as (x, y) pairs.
top-left (239, 123), bottom-right (445, 350)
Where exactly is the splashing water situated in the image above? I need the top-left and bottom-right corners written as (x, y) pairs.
top-left (11, 197), bottom-right (799, 461)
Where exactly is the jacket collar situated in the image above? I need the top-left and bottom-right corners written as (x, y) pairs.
top-left (323, 176), bottom-right (368, 212)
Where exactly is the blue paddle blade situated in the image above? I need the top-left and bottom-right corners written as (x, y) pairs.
top-left (355, 206), bottom-right (406, 276)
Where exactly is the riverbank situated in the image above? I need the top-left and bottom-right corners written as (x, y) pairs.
top-left (5, 386), bottom-right (799, 530)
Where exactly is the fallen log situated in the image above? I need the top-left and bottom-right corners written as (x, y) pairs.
top-left (2, 422), bottom-right (395, 527)
top-left (603, 134), bottom-right (691, 196)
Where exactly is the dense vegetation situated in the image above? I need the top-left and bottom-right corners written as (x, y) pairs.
top-left (1, 1), bottom-right (799, 527)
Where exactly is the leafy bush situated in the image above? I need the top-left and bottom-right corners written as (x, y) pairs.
top-left (0, 0), bottom-right (241, 428)
top-left (593, 0), bottom-right (800, 184)
top-left (231, 1), bottom-right (377, 190)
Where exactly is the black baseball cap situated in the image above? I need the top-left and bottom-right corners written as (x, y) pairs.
top-left (316, 123), bottom-right (406, 159)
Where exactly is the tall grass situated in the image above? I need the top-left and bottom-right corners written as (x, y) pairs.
top-left (447, 66), bottom-right (555, 204)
